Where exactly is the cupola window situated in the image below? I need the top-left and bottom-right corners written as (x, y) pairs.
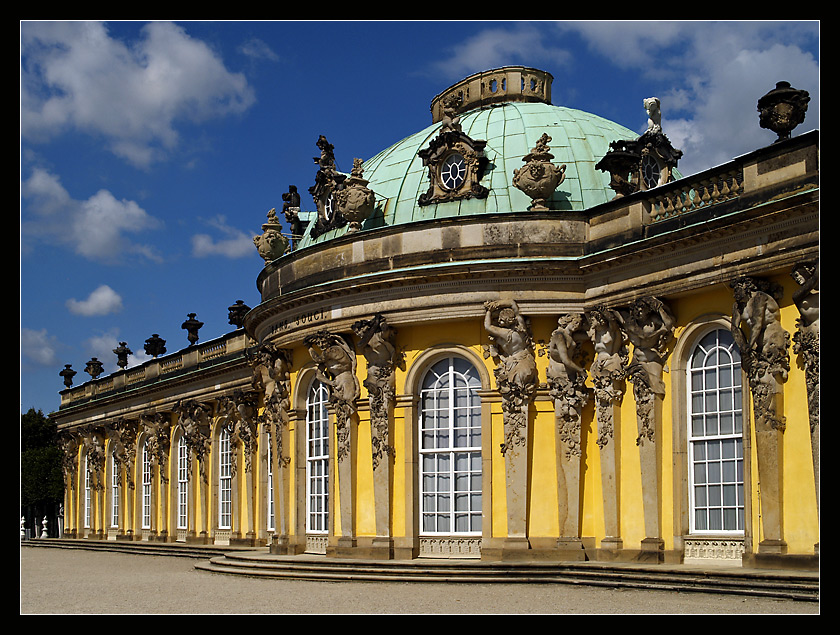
top-left (440, 153), bottom-right (467, 190)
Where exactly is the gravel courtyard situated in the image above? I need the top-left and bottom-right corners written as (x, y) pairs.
top-left (20, 547), bottom-right (819, 615)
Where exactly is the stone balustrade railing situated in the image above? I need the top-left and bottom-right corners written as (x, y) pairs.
top-left (58, 330), bottom-right (253, 408)
top-left (647, 168), bottom-right (744, 224)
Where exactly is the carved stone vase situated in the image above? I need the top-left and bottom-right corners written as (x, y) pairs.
top-left (337, 158), bottom-right (376, 233)
top-left (513, 133), bottom-right (566, 210)
top-left (253, 208), bottom-right (289, 263)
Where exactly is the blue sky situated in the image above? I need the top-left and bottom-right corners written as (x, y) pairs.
top-left (20, 20), bottom-right (819, 416)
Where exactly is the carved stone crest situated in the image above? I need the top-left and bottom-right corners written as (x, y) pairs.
top-left (418, 96), bottom-right (489, 206)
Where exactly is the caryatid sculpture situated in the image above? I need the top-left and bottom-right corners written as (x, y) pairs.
top-left (483, 299), bottom-right (538, 548)
top-left (246, 343), bottom-right (293, 551)
top-left (545, 313), bottom-right (590, 549)
top-left (304, 329), bottom-right (360, 550)
top-left (730, 276), bottom-right (790, 553)
top-left (483, 299), bottom-right (538, 455)
top-left (617, 296), bottom-right (675, 445)
top-left (352, 313), bottom-right (403, 469)
top-left (617, 296), bottom-right (675, 554)
top-left (176, 400), bottom-right (212, 483)
top-left (352, 314), bottom-right (404, 550)
top-left (247, 343), bottom-right (293, 464)
top-left (585, 305), bottom-right (628, 551)
top-left (545, 313), bottom-right (590, 457)
top-left (791, 261), bottom-right (819, 524)
top-left (304, 330), bottom-right (360, 461)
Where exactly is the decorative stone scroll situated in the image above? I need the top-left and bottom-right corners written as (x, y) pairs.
top-left (543, 313), bottom-right (590, 551)
top-left (730, 275), bottom-right (790, 553)
top-left (513, 133), bottom-right (566, 211)
top-left (791, 261), bottom-right (819, 523)
top-left (585, 305), bottom-right (628, 551)
top-left (483, 299), bottom-right (537, 547)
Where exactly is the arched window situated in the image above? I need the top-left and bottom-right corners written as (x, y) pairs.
top-left (110, 450), bottom-right (119, 528)
top-left (306, 380), bottom-right (330, 534)
top-left (176, 436), bottom-right (189, 530)
top-left (419, 356), bottom-right (482, 535)
top-left (141, 440), bottom-right (151, 530)
top-left (267, 444), bottom-right (274, 532)
top-left (688, 329), bottom-right (745, 534)
top-left (83, 456), bottom-right (91, 529)
top-left (218, 428), bottom-right (232, 530)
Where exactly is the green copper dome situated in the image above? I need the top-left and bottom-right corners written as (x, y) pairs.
top-left (295, 68), bottom-right (641, 249)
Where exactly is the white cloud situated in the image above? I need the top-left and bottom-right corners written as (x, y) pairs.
top-left (66, 285), bottom-right (124, 316)
top-left (21, 21), bottom-right (256, 168)
top-left (191, 215), bottom-right (256, 258)
top-left (238, 37), bottom-right (279, 62)
top-left (428, 23), bottom-right (573, 81)
top-left (557, 21), bottom-right (819, 174)
top-left (21, 168), bottom-right (163, 264)
top-left (21, 328), bottom-right (60, 367)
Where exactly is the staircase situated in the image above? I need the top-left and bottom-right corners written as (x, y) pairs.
top-left (22, 539), bottom-right (819, 602)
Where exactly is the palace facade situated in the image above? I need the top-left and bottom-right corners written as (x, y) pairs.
top-left (51, 67), bottom-right (819, 570)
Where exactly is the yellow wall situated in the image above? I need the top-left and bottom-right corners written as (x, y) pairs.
top-left (251, 279), bottom-right (818, 555)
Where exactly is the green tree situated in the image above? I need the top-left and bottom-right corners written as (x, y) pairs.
top-left (21, 408), bottom-right (64, 537)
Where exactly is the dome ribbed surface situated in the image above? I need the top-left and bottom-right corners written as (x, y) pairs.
top-left (297, 101), bottom-right (639, 248)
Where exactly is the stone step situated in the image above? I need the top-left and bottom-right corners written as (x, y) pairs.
top-left (22, 539), bottom-right (819, 602)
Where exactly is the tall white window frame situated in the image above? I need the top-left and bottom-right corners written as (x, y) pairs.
top-left (306, 380), bottom-right (330, 534)
top-left (267, 444), bottom-right (275, 532)
top-left (218, 428), bottom-right (232, 530)
top-left (110, 451), bottom-right (120, 528)
top-left (83, 456), bottom-right (91, 529)
top-left (687, 328), bottom-right (745, 534)
top-left (141, 440), bottom-right (152, 530)
top-left (177, 436), bottom-right (189, 530)
top-left (419, 356), bottom-right (482, 535)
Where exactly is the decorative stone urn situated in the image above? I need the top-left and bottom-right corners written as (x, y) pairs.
top-left (758, 81), bottom-right (810, 143)
top-left (337, 158), bottom-right (376, 233)
top-left (253, 208), bottom-right (289, 263)
top-left (513, 133), bottom-right (566, 210)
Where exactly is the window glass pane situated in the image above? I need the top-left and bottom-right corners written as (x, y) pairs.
top-left (419, 356), bottom-right (482, 536)
top-left (687, 330), bottom-right (745, 535)
top-left (306, 380), bottom-right (329, 534)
